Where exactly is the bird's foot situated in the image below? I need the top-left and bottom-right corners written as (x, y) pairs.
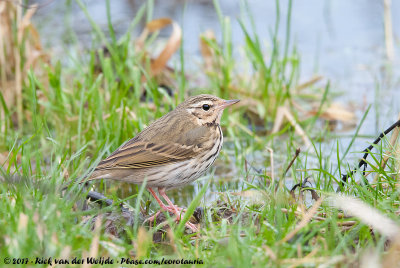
top-left (146, 207), bottom-right (198, 233)
top-left (144, 203), bottom-right (175, 224)
top-left (144, 211), bottom-right (161, 224)
top-left (157, 203), bottom-right (186, 219)
top-left (165, 205), bottom-right (186, 213)
top-left (168, 207), bottom-right (199, 233)
top-left (183, 220), bottom-right (199, 232)
top-left (148, 187), bottom-right (199, 232)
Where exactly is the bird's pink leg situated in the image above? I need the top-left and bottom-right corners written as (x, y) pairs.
top-left (144, 211), bottom-right (161, 223)
top-left (145, 188), bottom-right (168, 223)
top-left (157, 188), bottom-right (185, 214)
top-left (147, 187), bottom-right (169, 210)
top-left (158, 187), bottom-right (198, 232)
top-left (145, 188), bottom-right (184, 223)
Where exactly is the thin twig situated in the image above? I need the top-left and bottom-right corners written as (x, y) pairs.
top-left (340, 119), bottom-right (400, 187)
top-left (283, 148), bottom-right (300, 177)
top-left (275, 148), bottom-right (300, 194)
top-left (290, 177), bottom-right (319, 201)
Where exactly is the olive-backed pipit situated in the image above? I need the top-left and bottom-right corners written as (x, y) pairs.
top-left (87, 94), bottom-right (239, 231)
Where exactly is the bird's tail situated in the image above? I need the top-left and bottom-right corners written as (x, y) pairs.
top-left (61, 168), bottom-right (111, 191)
top-left (61, 172), bottom-right (96, 191)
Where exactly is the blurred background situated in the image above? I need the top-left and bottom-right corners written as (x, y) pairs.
top-left (32, 0), bottom-right (400, 130)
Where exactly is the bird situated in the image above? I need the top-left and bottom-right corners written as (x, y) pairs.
top-left (85, 94), bottom-right (239, 232)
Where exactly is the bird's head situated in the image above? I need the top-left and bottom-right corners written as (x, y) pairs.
top-left (178, 94), bottom-right (240, 126)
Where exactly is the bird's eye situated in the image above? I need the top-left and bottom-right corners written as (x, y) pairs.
top-left (202, 104), bottom-right (210, 111)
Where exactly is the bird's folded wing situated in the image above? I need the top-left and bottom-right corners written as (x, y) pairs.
top-left (95, 140), bottom-right (197, 170)
top-left (95, 124), bottom-right (210, 170)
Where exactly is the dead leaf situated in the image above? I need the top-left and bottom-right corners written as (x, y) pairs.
top-left (200, 29), bottom-right (216, 70)
top-left (308, 102), bottom-right (356, 122)
top-left (136, 18), bottom-right (182, 78)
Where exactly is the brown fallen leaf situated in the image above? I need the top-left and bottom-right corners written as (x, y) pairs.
top-left (308, 102), bottom-right (356, 123)
top-left (136, 17), bottom-right (182, 78)
top-left (200, 29), bottom-right (217, 71)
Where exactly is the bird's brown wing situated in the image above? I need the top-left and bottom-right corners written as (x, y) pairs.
top-left (94, 124), bottom-right (210, 171)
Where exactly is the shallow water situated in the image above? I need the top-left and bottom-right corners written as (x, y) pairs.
top-left (34, 0), bottom-right (400, 135)
top-left (32, 0), bottom-right (400, 206)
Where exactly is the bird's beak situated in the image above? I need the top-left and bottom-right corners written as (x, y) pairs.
top-left (218, 99), bottom-right (240, 110)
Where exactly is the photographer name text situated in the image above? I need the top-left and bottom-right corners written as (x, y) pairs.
top-left (3, 256), bottom-right (204, 266)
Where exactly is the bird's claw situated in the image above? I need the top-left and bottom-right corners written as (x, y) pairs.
top-left (146, 208), bottom-right (198, 232)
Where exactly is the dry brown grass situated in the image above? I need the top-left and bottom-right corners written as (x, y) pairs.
top-left (0, 1), bottom-right (48, 127)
